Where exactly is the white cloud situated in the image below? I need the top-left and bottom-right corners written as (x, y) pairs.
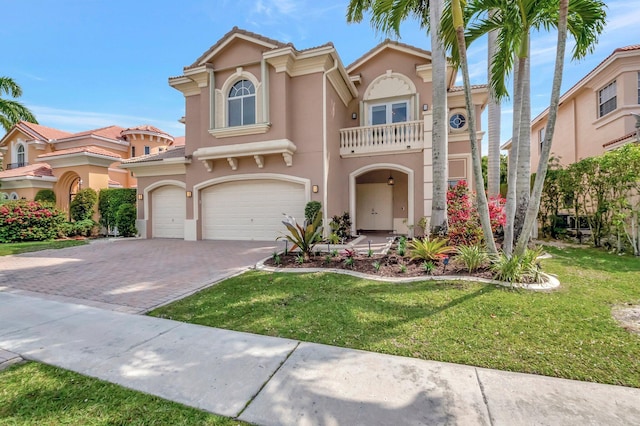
top-left (28, 105), bottom-right (184, 135)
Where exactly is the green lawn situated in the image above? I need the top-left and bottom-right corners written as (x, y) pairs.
top-left (150, 246), bottom-right (640, 388)
top-left (0, 362), bottom-right (244, 425)
top-left (0, 239), bottom-right (87, 256)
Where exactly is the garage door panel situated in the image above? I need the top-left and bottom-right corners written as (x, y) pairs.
top-left (152, 186), bottom-right (186, 239)
top-left (202, 179), bottom-right (306, 241)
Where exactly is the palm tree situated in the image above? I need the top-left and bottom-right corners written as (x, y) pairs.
top-left (449, 0), bottom-right (498, 254)
top-left (0, 77), bottom-right (37, 132)
top-left (448, 0), bottom-right (606, 255)
top-left (346, 0), bottom-right (449, 236)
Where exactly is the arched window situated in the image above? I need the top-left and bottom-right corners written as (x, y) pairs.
top-left (16, 144), bottom-right (26, 167)
top-left (228, 80), bottom-right (256, 127)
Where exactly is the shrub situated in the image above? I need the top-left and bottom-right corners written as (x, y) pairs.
top-left (447, 181), bottom-right (505, 246)
top-left (0, 201), bottom-right (66, 242)
top-left (34, 189), bottom-right (56, 204)
top-left (329, 212), bottom-right (351, 241)
top-left (115, 203), bottom-right (138, 237)
top-left (304, 201), bottom-right (322, 222)
top-left (456, 245), bottom-right (488, 273)
top-left (70, 188), bottom-right (98, 221)
top-left (408, 237), bottom-right (455, 261)
top-left (490, 247), bottom-right (544, 284)
top-left (98, 188), bottom-right (137, 235)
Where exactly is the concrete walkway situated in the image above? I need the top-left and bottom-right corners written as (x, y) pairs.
top-left (1, 292), bottom-right (639, 425)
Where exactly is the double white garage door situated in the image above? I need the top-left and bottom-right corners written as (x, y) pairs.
top-left (152, 180), bottom-right (306, 241)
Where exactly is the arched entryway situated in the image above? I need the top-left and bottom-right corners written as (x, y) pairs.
top-left (349, 164), bottom-right (414, 237)
top-left (56, 171), bottom-right (82, 213)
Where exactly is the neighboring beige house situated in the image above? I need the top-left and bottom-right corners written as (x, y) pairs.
top-left (122, 27), bottom-right (489, 241)
top-left (521, 45), bottom-right (640, 171)
top-left (0, 122), bottom-right (182, 211)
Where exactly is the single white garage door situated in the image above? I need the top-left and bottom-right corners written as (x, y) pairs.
top-left (202, 179), bottom-right (306, 240)
top-left (152, 186), bottom-right (186, 238)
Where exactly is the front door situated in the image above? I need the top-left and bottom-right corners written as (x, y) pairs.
top-left (356, 183), bottom-right (393, 231)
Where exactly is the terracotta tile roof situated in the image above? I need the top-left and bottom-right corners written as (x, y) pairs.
top-left (172, 136), bottom-right (185, 146)
top-left (186, 27), bottom-right (289, 70)
top-left (121, 125), bottom-right (173, 140)
top-left (0, 163), bottom-right (54, 179)
top-left (122, 146), bottom-right (186, 164)
top-left (449, 84), bottom-right (488, 92)
top-left (38, 146), bottom-right (122, 159)
top-left (18, 121), bottom-right (73, 141)
top-left (66, 125), bottom-right (126, 141)
top-left (613, 45), bottom-right (640, 53)
top-left (602, 132), bottom-right (636, 148)
top-left (108, 179), bottom-right (123, 187)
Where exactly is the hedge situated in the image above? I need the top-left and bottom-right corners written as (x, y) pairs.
top-left (0, 201), bottom-right (66, 242)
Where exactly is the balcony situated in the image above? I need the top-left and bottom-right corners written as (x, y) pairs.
top-left (6, 162), bottom-right (29, 170)
top-left (340, 120), bottom-right (424, 157)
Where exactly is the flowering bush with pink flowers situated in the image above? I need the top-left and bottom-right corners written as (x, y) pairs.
top-left (0, 200), bottom-right (66, 242)
top-left (447, 181), bottom-right (505, 246)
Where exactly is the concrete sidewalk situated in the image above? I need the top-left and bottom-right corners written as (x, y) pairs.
top-left (1, 292), bottom-right (639, 425)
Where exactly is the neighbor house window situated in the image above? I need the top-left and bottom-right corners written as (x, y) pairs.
top-left (144, 146), bottom-right (150, 155)
top-left (598, 81), bottom-right (616, 117)
top-left (16, 144), bottom-right (25, 167)
top-left (637, 72), bottom-right (639, 104)
top-left (228, 80), bottom-right (256, 127)
top-left (539, 126), bottom-right (546, 152)
top-left (131, 146), bottom-right (136, 157)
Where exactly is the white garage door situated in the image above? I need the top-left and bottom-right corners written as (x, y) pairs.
top-left (202, 179), bottom-right (306, 241)
top-left (152, 186), bottom-right (186, 239)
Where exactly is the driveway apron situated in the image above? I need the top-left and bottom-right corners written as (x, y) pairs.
top-left (0, 239), bottom-right (282, 313)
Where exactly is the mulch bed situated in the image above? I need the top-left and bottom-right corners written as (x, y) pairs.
top-left (264, 252), bottom-right (495, 280)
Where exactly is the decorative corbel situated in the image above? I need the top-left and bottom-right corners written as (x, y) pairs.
top-left (282, 152), bottom-right (293, 167)
top-left (202, 159), bottom-right (213, 172)
top-left (227, 157), bottom-right (238, 170)
top-left (254, 155), bottom-right (264, 168)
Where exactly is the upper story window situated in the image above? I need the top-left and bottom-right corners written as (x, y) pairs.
top-left (539, 126), bottom-right (546, 152)
top-left (16, 144), bottom-right (26, 167)
top-left (131, 146), bottom-right (136, 157)
top-left (598, 81), bottom-right (616, 117)
top-left (144, 146), bottom-right (150, 155)
top-left (228, 80), bottom-right (256, 127)
top-left (370, 101), bottom-right (408, 125)
top-left (637, 72), bottom-right (639, 104)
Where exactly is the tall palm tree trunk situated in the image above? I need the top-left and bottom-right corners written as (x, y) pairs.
top-left (430, 0), bottom-right (449, 236)
top-left (514, 55), bottom-right (531, 240)
top-left (515, 0), bottom-right (569, 255)
top-left (486, 21), bottom-right (501, 198)
top-left (503, 55), bottom-right (527, 255)
top-left (451, 0), bottom-right (497, 254)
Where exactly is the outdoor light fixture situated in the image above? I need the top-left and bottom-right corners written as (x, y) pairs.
top-left (137, 193), bottom-right (143, 200)
top-left (312, 185), bottom-right (319, 193)
top-left (352, 112), bottom-right (358, 120)
top-left (387, 174), bottom-right (395, 186)
top-left (423, 104), bottom-right (429, 111)
top-left (186, 191), bottom-right (193, 198)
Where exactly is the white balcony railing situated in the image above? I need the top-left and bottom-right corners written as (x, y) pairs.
top-left (339, 120), bottom-right (424, 157)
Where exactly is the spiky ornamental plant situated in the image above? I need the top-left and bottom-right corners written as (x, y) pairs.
top-left (278, 213), bottom-right (323, 262)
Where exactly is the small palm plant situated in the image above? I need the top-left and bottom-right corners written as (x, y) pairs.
top-left (408, 237), bottom-right (455, 262)
top-left (277, 213), bottom-right (323, 262)
top-left (456, 245), bottom-right (488, 273)
top-left (490, 246), bottom-right (545, 284)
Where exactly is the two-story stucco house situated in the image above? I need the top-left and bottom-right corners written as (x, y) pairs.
top-left (0, 122), bottom-right (182, 211)
top-left (521, 45), bottom-right (640, 171)
top-left (122, 27), bottom-right (488, 241)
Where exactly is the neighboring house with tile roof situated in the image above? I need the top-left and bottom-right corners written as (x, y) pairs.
top-left (503, 45), bottom-right (640, 171)
top-left (0, 121), bottom-right (182, 210)
top-left (122, 27), bottom-right (489, 240)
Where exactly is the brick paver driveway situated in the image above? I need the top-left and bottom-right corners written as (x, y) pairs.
top-left (0, 239), bottom-right (284, 313)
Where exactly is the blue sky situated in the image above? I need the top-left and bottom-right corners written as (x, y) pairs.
top-left (2, 0), bottom-right (637, 149)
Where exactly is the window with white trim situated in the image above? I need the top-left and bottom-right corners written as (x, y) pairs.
top-left (228, 80), bottom-right (256, 127)
top-left (369, 101), bottom-right (409, 125)
top-left (539, 126), bottom-right (546, 152)
top-left (598, 81), bottom-right (616, 117)
top-left (637, 72), bottom-right (639, 104)
top-left (16, 144), bottom-right (26, 167)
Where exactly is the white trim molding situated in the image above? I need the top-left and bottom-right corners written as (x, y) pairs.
top-left (193, 139), bottom-right (297, 172)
